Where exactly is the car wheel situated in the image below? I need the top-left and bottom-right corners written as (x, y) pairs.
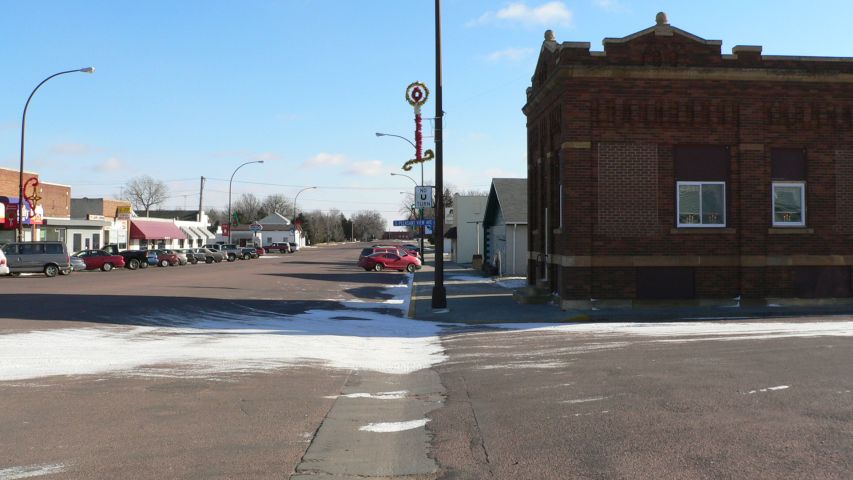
top-left (102, 263), bottom-right (114, 272)
top-left (139, 260), bottom-right (149, 269)
top-left (205, 257), bottom-right (213, 264)
top-left (228, 254), bottom-right (236, 262)
top-left (160, 259), bottom-right (169, 267)
top-left (9, 272), bottom-right (21, 277)
top-left (127, 258), bottom-right (140, 270)
top-left (59, 269), bottom-right (71, 276)
top-left (373, 263), bottom-right (383, 272)
top-left (364, 267), bottom-right (371, 271)
top-left (406, 264), bottom-right (416, 273)
top-left (243, 253), bottom-right (251, 260)
top-left (44, 264), bottom-right (59, 277)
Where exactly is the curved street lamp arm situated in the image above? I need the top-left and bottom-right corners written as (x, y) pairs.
top-left (390, 172), bottom-right (418, 186)
top-left (375, 132), bottom-right (416, 151)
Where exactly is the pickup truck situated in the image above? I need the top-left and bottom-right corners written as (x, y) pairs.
top-left (103, 244), bottom-right (150, 270)
top-left (204, 243), bottom-right (240, 262)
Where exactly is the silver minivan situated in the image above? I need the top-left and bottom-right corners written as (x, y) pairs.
top-left (2, 241), bottom-right (73, 277)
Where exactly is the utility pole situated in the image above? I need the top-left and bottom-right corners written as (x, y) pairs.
top-left (432, 0), bottom-right (447, 309)
top-left (198, 176), bottom-right (205, 222)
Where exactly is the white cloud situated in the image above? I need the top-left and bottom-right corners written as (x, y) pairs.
top-left (346, 160), bottom-right (385, 177)
top-left (303, 152), bottom-right (347, 168)
top-left (95, 156), bottom-right (125, 173)
top-left (470, 2), bottom-right (572, 27)
top-left (50, 143), bottom-right (93, 155)
top-left (486, 47), bottom-right (536, 63)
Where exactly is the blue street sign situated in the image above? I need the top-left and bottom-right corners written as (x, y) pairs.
top-left (393, 219), bottom-right (435, 227)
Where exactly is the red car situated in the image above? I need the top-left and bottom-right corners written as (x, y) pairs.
top-left (72, 250), bottom-right (127, 271)
top-left (254, 246), bottom-right (265, 255)
top-left (358, 252), bottom-right (422, 273)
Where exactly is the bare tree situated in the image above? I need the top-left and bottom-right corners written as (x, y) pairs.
top-left (260, 194), bottom-right (294, 219)
top-left (123, 175), bottom-right (169, 216)
top-left (232, 193), bottom-right (263, 224)
top-left (352, 210), bottom-right (386, 242)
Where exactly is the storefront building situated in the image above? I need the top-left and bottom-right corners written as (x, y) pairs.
top-left (525, 14), bottom-right (853, 306)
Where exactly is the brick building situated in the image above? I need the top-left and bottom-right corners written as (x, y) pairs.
top-left (0, 167), bottom-right (71, 243)
top-left (524, 13), bottom-right (853, 307)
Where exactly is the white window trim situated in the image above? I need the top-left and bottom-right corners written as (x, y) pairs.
top-left (676, 181), bottom-right (726, 228)
top-left (772, 181), bottom-right (806, 227)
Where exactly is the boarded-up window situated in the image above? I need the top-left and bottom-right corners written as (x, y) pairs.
top-left (636, 267), bottom-right (695, 299)
top-left (674, 146), bottom-right (729, 181)
top-left (793, 267), bottom-right (851, 298)
top-left (771, 149), bottom-right (806, 181)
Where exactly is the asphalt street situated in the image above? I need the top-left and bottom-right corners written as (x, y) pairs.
top-left (0, 243), bottom-right (851, 479)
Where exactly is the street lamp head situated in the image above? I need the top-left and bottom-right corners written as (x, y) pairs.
top-left (79, 67), bottom-right (95, 73)
top-left (375, 132), bottom-right (385, 137)
top-left (257, 160), bottom-right (264, 164)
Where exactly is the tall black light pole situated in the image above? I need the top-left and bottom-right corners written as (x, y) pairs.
top-left (19, 67), bottom-right (95, 242)
top-left (432, 0), bottom-right (447, 308)
top-left (227, 160), bottom-right (264, 243)
top-left (376, 132), bottom-right (426, 257)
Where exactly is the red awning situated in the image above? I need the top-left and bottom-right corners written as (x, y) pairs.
top-left (130, 219), bottom-right (187, 240)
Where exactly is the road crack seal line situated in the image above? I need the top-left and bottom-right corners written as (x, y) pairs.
top-left (460, 373), bottom-right (494, 475)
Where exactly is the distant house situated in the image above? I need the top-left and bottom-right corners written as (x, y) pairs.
top-left (483, 178), bottom-right (528, 276)
top-left (228, 212), bottom-right (305, 247)
top-left (450, 194), bottom-right (488, 265)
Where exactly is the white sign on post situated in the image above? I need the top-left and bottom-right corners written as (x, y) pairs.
top-left (415, 186), bottom-right (434, 208)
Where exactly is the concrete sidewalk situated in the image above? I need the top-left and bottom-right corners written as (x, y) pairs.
top-left (410, 254), bottom-right (853, 324)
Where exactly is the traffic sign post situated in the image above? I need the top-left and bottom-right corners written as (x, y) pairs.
top-left (415, 186), bottom-right (434, 208)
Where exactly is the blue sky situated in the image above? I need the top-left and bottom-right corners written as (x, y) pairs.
top-left (2, 1), bottom-right (851, 227)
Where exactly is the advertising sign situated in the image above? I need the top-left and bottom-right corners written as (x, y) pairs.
top-left (116, 205), bottom-right (133, 220)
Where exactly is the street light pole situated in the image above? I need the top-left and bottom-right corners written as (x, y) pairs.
top-left (19, 67), bottom-right (95, 242)
top-left (227, 160), bottom-right (264, 243)
top-left (380, 132), bottom-right (427, 257)
top-left (432, 0), bottom-right (447, 309)
top-left (293, 186), bottom-right (318, 246)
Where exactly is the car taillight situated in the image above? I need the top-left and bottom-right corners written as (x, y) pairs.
top-left (0, 258), bottom-right (5, 266)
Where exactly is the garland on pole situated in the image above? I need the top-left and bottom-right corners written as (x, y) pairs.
top-left (404, 81), bottom-right (431, 171)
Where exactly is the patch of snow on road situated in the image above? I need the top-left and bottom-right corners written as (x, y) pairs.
top-left (0, 279), bottom-right (443, 381)
top-left (492, 321), bottom-right (853, 343)
top-left (563, 396), bottom-right (610, 404)
top-left (445, 275), bottom-right (491, 283)
top-left (359, 418), bottom-right (429, 432)
top-left (745, 385), bottom-right (789, 394)
top-left (326, 390), bottom-right (409, 400)
top-left (0, 463), bottom-right (67, 479)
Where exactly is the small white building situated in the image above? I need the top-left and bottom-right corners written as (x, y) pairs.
top-left (451, 194), bottom-right (488, 265)
top-left (482, 178), bottom-right (528, 276)
top-left (227, 212), bottom-right (305, 247)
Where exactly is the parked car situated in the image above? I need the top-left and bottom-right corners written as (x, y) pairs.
top-left (2, 241), bottom-right (72, 277)
top-left (183, 248), bottom-right (206, 264)
top-left (401, 244), bottom-right (422, 258)
top-left (358, 252), bottom-right (422, 273)
top-left (288, 242), bottom-right (300, 252)
top-left (72, 250), bottom-right (127, 271)
top-left (146, 249), bottom-right (179, 267)
top-left (0, 248), bottom-right (9, 276)
top-left (359, 246), bottom-right (405, 260)
top-left (205, 243), bottom-right (239, 261)
top-left (70, 255), bottom-right (86, 272)
top-left (240, 247), bottom-right (258, 260)
top-left (192, 247), bottom-right (224, 263)
top-left (102, 244), bottom-right (149, 270)
top-left (163, 249), bottom-right (188, 265)
top-left (266, 242), bottom-right (291, 254)
top-left (254, 246), bottom-right (265, 255)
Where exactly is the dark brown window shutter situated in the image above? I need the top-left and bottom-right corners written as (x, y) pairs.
top-left (674, 146), bottom-right (729, 181)
top-left (771, 148), bottom-right (806, 181)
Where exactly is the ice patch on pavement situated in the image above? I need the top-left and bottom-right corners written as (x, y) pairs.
top-left (326, 390), bottom-right (409, 400)
top-left (0, 463), bottom-right (67, 479)
top-left (0, 280), bottom-right (444, 381)
top-left (745, 385), bottom-right (789, 394)
top-left (496, 277), bottom-right (528, 289)
top-left (359, 418), bottom-right (429, 432)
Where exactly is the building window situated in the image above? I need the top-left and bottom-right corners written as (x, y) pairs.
top-left (772, 182), bottom-right (805, 226)
top-left (677, 181), bottom-right (725, 227)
